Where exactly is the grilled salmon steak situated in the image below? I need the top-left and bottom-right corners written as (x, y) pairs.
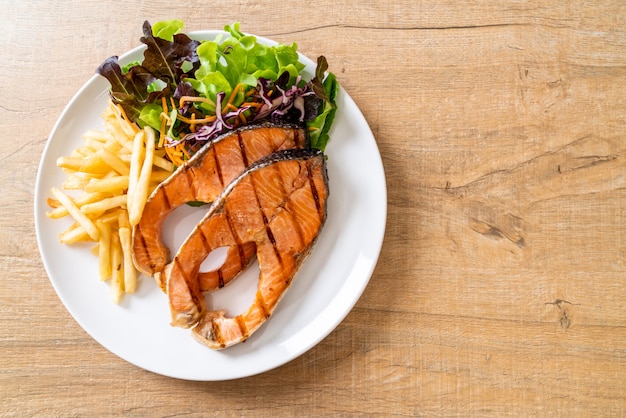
top-left (132, 123), bottom-right (307, 291)
top-left (164, 148), bottom-right (329, 349)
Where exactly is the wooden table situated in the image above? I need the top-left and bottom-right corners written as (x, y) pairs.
top-left (2, 1), bottom-right (625, 415)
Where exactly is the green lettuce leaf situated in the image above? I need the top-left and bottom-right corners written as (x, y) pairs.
top-left (97, 20), bottom-right (341, 153)
top-left (308, 57), bottom-right (339, 151)
top-left (151, 19), bottom-right (184, 41)
top-left (96, 20), bottom-right (200, 122)
top-left (139, 20), bottom-right (200, 84)
top-left (187, 23), bottom-right (304, 105)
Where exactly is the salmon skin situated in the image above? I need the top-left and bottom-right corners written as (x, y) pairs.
top-left (132, 123), bottom-right (308, 292)
top-left (165, 148), bottom-right (329, 349)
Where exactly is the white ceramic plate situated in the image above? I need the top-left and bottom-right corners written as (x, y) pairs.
top-left (34, 30), bottom-right (386, 381)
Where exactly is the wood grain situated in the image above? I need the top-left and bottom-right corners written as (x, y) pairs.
top-left (1, 0), bottom-right (625, 415)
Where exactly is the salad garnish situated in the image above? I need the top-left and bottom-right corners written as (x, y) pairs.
top-left (96, 20), bottom-right (339, 166)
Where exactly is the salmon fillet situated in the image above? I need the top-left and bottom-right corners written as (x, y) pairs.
top-left (132, 123), bottom-right (307, 291)
top-left (164, 148), bottom-right (329, 349)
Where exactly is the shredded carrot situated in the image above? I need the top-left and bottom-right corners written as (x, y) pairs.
top-left (241, 101), bottom-right (263, 109)
top-left (190, 113), bottom-right (197, 133)
top-left (162, 97), bottom-right (178, 128)
top-left (164, 145), bottom-right (186, 167)
top-left (157, 97), bottom-right (169, 147)
top-left (158, 118), bottom-right (167, 147)
top-left (165, 147), bottom-right (183, 167)
top-left (164, 142), bottom-right (191, 167)
top-left (116, 104), bottom-right (140, 133)
top-left (225, 103), bottom-right (239, 113)
top-left (226, 83), bottom-right (244, 110)
top-left (176, 114), bottom-right (216, 124)
top-left (178, 95), bottom-right (216, 108)
top-left (160, 112), bottom-right (171, 124)
top-left (179, 143), bottom-right (190, 159)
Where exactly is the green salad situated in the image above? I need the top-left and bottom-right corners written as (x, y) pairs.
top-left (96, 20), bottom-right (339, 166)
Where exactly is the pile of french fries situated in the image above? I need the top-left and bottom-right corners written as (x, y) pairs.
top-left (46, 102), bottom-right (175, 303)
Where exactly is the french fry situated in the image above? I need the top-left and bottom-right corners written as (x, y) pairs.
top-left (82, 139), bottom-right (105, 153)
top-left (57, 155), bottom-right (110, 175)
top-left (120, 229), bottom-right (137, 293)
top-left (62, 174), bottom-right (91, 190)
top-left (50, 187), bottom-right (99, 241)
top-left (59, 223), bottom-right (93, 244)
top-left (48, 100), bottom-right (176, 303)
top-left (98, 208), bottom-right (124, 224)
top-left (103, 119), bottom-right (131, 143)
top-left (85, 175), bottom-right (129, 194)
top-left (110, 232), bottom-right (124, 303)
top-left (97, 147), bottom-right (130, 176)
top-left (118, 211), bottom-right (137, 293)
top-left (68, 149), bottom-right (92, 160)
top-left (152, 154), bottom-right (176, 172)
top-left (47, 197), bottom-right (61, 209)
top-left (129, 127), bottom-right (155, 226)
top-left (111, 132), bottom-right (135, 154)
top-left (117, 210), bottom-right (130, 229)
top-left (114, 106), bottom-right (140, 138)
top-left (118, 153), bottom-right (131, 163)
top-left (127, 129), bottom-right (145, 219)
top-left (80, 194), bottom-right (128, 217)
top-left (150, 170), bottom-right (172, 184)
top-left (46, 192), bottom-right (110, 219)
top-left (96, 220), bottom-right (112, 280)
top-left (82, 129), bottom-right (112, 143)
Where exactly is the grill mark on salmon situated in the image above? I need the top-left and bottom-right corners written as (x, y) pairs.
top-left (161, 184), bottom-right (172, 212)
top-left (250, 160), bottom-right (293, 268)
top-left (134, 226), bottom-right (153, 269)
top-left (248, 161), bottom-right (286, 267)
top-left (223, 205), bottom-right (245, 263)
top-left (185, 164), bottom-right (198, 199)
top-left (197, 225), bottom-right (210, 254)
top-left (211, 320), bottom-right (222, 347)
top-left (212, 146), bottom-right (224, 187)
top-left (235, 315), bottom-right (249, 339)
top-left (237, 132), bottom-right (249, 167)
top-left (275, 196), bottom-right (305, 249)
top-left (307, 160), bottom-right (322, 215)
top-left (132, 123), bottom-right (308, 292)
top-left (295, 129), bottom-right (302, 149)
top-left (261, 212), bottom-right (282, 266)
top-left (195, 206), bottom-right (257, 292)
top-left (256, 290), bottom-right (270, 318)
top-left (166, 149), bottom-right (328, 349)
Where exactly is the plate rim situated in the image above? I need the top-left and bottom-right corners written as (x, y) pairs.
top-left (34, 28), bottom-right (387, 380)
